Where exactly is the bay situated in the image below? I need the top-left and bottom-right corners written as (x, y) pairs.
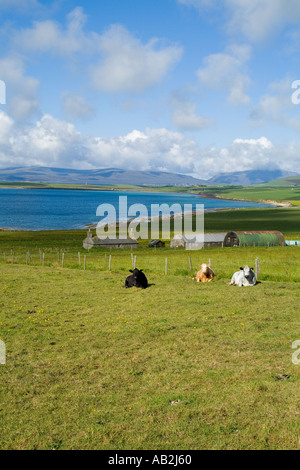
top-left (0, 189), bottom-right (272, 231)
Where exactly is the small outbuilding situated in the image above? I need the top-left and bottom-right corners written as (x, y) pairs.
top-left (204, 233), bottom-right (228, 248)
top-left (223, 231), bottom-right (285, 247)
top-left (286, 240), bottom-right (300, 246)
top-left (148, 240), bottom-right (165, 248)
top-left (170, 234), bottom-right (204, 250)
top-left (83, 230), bottom-right (138, 250)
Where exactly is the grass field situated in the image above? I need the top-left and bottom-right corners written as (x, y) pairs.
top-left (0, 224), bottom-right (300, 449)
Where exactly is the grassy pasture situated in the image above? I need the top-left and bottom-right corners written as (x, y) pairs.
top-left (0, 228), bottom-right (300, 449)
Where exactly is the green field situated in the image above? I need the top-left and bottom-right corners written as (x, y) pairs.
top-left (0, 224), bottom-right (300, 450)
top-left (0, 185), bottom-right (299, 450)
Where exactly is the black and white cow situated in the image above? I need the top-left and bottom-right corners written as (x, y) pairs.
top-left (230, 265), bottom-right (256, 287)
top-left (125, 268), bottom-right (148, 289)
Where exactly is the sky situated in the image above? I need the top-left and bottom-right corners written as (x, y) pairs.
top-left (0, 0), bottom-right (300, 180)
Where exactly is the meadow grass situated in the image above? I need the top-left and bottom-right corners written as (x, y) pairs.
top-left (0, 236), bottom-right (300, 449)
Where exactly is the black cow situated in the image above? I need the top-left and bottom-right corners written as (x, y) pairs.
top-left (125, 268), bottom-right (148, 289)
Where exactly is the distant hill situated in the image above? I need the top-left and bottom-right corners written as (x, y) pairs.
top-left (262, 175), bottom-right (300, 186)
top-left (0, 166), bottom-right (298, 187)
top-left (0, 166), bottom-right (206, 187)
top-left (208, 169), bottom-right (299, 186)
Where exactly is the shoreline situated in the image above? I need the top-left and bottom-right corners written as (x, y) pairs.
top-left (196, 193), bottom-right (292, 208)
top-left (0, 203), bottom-right (289, 233)
top-left (0, 188), bottom-right (293, 233)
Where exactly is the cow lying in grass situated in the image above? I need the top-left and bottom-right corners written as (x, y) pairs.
top-left (194, 263), bottom-right (215, 283)
top-left (125, 268), bottom-right (148, 289)
top-left (230, 265), bottom-right (256, 287)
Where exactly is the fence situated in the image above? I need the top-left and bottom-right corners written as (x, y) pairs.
top-left (1, 248), bottom-right (299, 281)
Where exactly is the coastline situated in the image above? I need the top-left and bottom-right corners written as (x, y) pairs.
top-left (196, 193), bottom-right (292, 208)
top-left (0, 187), bottom-right (293, 232)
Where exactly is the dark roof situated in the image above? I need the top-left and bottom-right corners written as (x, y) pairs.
top-left (92, 237), bottom-right (138, 245)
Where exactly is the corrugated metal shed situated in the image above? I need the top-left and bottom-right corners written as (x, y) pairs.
top-left (224, 231), bottom-right (285, 247)
top-left (204, 233), bottom-right (227, 247)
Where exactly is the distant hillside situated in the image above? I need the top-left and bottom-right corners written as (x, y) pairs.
top-left (0, 166), bottom-right (298, 187)
top-left (0, 166), bottom-right (206, 187)
top-left (208, 169), bottom-right (299, 186)
top-left (262, 175), bottom-right (300, 186)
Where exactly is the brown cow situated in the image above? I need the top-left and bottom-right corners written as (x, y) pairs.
top-left (194, 263), bottom-right (215, 283)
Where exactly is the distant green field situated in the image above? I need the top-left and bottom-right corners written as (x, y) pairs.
top-left (193, 186), bottom-right (300, 205)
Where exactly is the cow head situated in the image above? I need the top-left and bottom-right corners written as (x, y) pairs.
top-left (199, 263), bottom-right (210, 273)
top-left (240, 265), bottom-right (253, 280)
top-left (129, 268), bottom-right (143, 279)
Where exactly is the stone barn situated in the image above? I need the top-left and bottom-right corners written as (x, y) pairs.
top-left (83, 230), bottom-right (138, 250)
top-left (170, 234), bottom-right (204, 250)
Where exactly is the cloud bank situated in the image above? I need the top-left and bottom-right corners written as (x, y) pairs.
top-left (0, 110), bottom-right (298, 179)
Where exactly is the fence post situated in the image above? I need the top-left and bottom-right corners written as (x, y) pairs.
top-left (131, 252), bottom-right (134, 268)
top-left (255, 257), bottom-right (261, 280)
top-left (165, 258), bottom-right (168, 275)
top-left (188, 256), bottom-right (193, 271)
top-left (42, 252), bottom-right (45, 266)
top-left (62, 253), bottom-right (65, 268)
top-left (78, 252), bottom-right (81, 266)
top-left (134, 255), bottom-right (137, 269)
top-left (109, 255), bottom-right (112, 271)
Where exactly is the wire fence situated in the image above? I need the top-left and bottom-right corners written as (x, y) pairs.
top-left (1, 246), bottom-right (300, 282)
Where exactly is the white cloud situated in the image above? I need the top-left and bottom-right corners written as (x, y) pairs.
top-left (0, 56), bottom-right (40, 119)
top-left (0, 111), bottom-right (299, 178)
top-left (61, 92), bottom-right (95, 120)
top-left (170, 92), bottom-right (213, 130)
top-left (90, 25), bottom-right (183, 93)
top-left (14, 7), bottom-right (95, 56)
top-left (178, 0), bottom-right (300, 43)
top-left (0, 0), bottom-right (43, 12)
top-left (225, 0), bottom-right (300, 43)
top-left (250, 78), bottom-right (300, 129)
top-left (13, 11), bottom-right (183, 94)
top-left (0, 110), bottom-right (13, 142)
top-left (197, 44), bottom-right (251, 105)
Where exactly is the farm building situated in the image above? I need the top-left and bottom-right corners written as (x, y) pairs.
top-left (286, 240), bottom-right (300, 246)
top-left (170, 234), bottom-right (204, 250)
top-left (223, 231), bottom-right (285, 247)
top-left (204, 233), bottom-right (228, 248)
top-left (148, 240), bottom-right (165, 248)
top-left (83, 230), bottom-right (138, 250)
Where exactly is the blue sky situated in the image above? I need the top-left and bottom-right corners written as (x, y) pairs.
top-left (0, 0), bottom-right (300, 179)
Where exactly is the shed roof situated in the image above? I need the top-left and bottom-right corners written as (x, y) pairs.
top-left (204, 233), bottom-right (227, 243)
top-left (92, 237), bottom-right (138, 245)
